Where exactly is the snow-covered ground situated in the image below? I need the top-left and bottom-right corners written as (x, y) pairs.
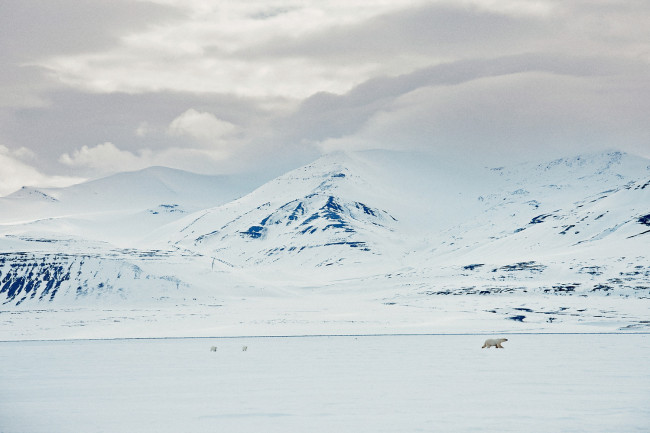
top-left (1, 334), bottom-right (648, 433)
top-left (1, 291), bottom-right (649, 341)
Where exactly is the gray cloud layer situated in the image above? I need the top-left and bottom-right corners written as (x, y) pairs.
top-left (1, 0), bottom-right (648, 194)
top-left (244, 4), bottom-right (546, 60)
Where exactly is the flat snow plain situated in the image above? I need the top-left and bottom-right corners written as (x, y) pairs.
top-left (1, 334), bottom-right (648, 433)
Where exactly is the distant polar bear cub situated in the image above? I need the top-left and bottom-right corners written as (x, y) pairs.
top-left (482, 338), bottom-right (508, 349)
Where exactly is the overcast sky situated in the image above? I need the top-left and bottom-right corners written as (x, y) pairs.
top-left (1, 0), bottom-right (649, 195)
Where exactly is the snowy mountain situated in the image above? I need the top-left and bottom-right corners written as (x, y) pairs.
top-left (1, 149), bottom-right (649, 308)
top-left (0, 166), bottom-right (261, 246)
top-left (160, 153), bottom-right (403, 270)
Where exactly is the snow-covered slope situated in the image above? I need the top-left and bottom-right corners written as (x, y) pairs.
top-left (0, 166), bottom-right (261, 246)
top-left (1, 149), bottom-right (649, 308)
top-left (154, 150), bottom-right (650, 288)
top-left (158, 152), bottom-right (404, 273)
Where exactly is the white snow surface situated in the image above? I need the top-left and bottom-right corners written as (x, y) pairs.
top-left (1, 334), bottom-right (649, 433)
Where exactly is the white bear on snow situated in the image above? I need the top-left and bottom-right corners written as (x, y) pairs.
top-left (482, 338), bottom-right (508, 349)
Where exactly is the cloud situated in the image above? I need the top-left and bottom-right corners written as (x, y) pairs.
top-left (168, 109), bottom-right (238, 144)
top-left (59, 142), bottom-right (154, 174)
top-left (0, 0), bottom-right (178, 60)
top-left (135, 122), bottom-right (152, 138)
top-left (33, 1), bottom-right (423, 98)
top-left (0, 90), bottom-right (275, 175)
top-left (315, 68), bottom-right (650, 163)
top-left (7, 146), bottom-right (37, 161)
top-left (34, 0), bottom-right (650, 101)
top-left (243, 3), bottom-right (548, 62)
top-left (56, 141), bottom-right (244, 178)
top-left (0, 145), bottom-right (83, 196)
top-left (274, 52), bottom-right (650, 155)
top-left (1, 0), bottom-right (649, 185)
top-left (0, 0), bottom-right (178, 109)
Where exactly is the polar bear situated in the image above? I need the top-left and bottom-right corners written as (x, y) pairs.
top-left (482, 338), bottom-right (508, 349)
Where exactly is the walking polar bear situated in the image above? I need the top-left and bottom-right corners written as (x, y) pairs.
top-left (482, 338), bottom-right (508, 349)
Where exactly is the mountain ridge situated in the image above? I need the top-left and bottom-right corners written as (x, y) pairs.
top-left (1, 149), bottom-right (649, 307)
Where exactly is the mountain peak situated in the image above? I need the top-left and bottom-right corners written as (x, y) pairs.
top-left (5, 186), bottom-right (59, 202)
